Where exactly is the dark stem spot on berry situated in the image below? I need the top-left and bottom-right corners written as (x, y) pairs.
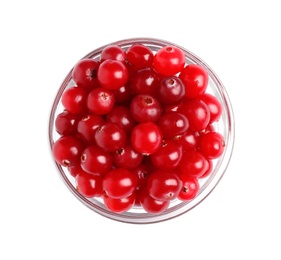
top-left (91, 68), bottom-right (97, 78)
top-left (166, 47), bottom-right (173, 52)
top-left (116, 148), bottom-right (124, 155)
top-left (144, 97), bottom-right (153, 105)
top-left (183, 186), bottom-right (189, 193)
top-left (62, 159), bottom-right (70, 166)
top-left (81, 154), bottom-right (86, 162)
top-left (168, 78), bottom-right (175, 85)
top-left (101, 92), bottom-right (109, 101)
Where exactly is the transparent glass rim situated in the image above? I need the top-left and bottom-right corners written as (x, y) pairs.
top-left (48, 37), bottom-right (235, 224)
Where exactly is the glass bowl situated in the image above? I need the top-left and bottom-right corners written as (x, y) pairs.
top-left (48, 37), bottom-right (235, 224)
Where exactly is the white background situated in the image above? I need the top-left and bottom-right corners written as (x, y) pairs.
top-left (1, 0), bottom-right (280, 259)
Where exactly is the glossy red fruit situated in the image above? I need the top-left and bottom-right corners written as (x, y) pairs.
top-left (72, 58), bottom-right (100, 90)
top-left (113, 142), bottom-right (144, 170)
top-left (153, 45), bottom-right (185, 76)
top-left (103, 168), bottom-right (137, 199)
top-left (146, 170), bottom-right (182, 201)
top-left (95, 122), bottom-right (127, 152)
top-left (126, 44), bottom-right (154, 70)
top-left (199, 131), bottom-right (225, 159)
top-left (87, 87), bottom-right (115, 115)
top-left (150, 140), bottom-right (183, 170)
top-left (200, 93), bottom-right (222, 123)
top-left (76, 171), bottom-right (103, 198)
top-left (55, 110), bottom-right (80, 135)
top-left (158, 76), bottom-right (185, 105)
top-left (80, 145), bottom-right (113, 175)
top-left (158, 112), bottom-right (189, 139)
top-left (177, 175), bottom-right (199, 201)
top-left (131, 122), bottom-right (162, 155)
top-left (179, 64), bottom-right (208, 98)
top-left (52, 135), bottom-right (84, 167)
top-left (97, 59), bottom-right (129, 90)
top-left (77, 114), bottom-right (105, 144)
top-left (178, 150), bottom-right (208, 178)
top-left (182, 99), bottom-right (210, 131)
top-left (103, 192), bottom-right (136, 213)
top-left (139, 187), bottom-right (170, 214)
top-left (100, 45), bottom-right (127, 63)
top-left (61, 86), bottom-right (88, 114)
top-left (130, 94), bottom-right (162, 123)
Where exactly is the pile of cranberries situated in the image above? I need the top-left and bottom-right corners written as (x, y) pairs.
top-left (52, 43), bottom-right (225, 214)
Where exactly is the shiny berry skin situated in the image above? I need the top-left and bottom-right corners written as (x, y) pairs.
top-left (126, 44), bottom-right (154, 70)
top-left (87, 87), bottom-right (115, 115)
top-left (97, 59), bottom-right (129, 90)
top-left (72, 58), bottom-right (99, 90)
top-left (131, 163), bottom-right (151, 188)
top-left (200, 93), bottom-right (222, 123)
top-left (199, 158), bottom-right (213, 178)
top-left (130, 68), bottom-right (159, 95)
top-left (95, 122), bottom-right (126, 152)
top-left (103, 192), bottom-right (135, 213)
top-left (103, 168), bottom-right (137, 199)
top-left (158, 76), bottom-right (185, 105)
top-left (151, 140), bottom-right (183, 170)
top-left (106, 106), bottom-right (136, 135)
top-left (153, 45), bottom-right (185, 76)
top-left (179, 64), bottom-right (208, 98)
top-left (158, 112), bottom-right (189, 139)
top-left (146, 170), bottom-right (182, 201)
top-left (139, 187), bottom-right (170, 214)
top-left (100, 45), bottom-right (127, 63)
top-left (131, 122), bottom-right (162, 155)
top-left (113, 143), bottom-right (143, 169)
top-left (199, 131), bottom-right (225, 159)
top-left (182, 99), bottom-right (210, 131)
top-left (80, 145), bottom-right (113, 175)
top-left (76, 171), bottom-right (103, 198)
top-left (52, 135), bottom-right (84, 167)
top-left (130, 94), bottom-right (162, 123)
top-left (61, 86), bottom-right (88, 114)
top-left (177, 129), bottom-right (200, 152)
top-left (55, 110), bottom-right (80, 135)
top-left (77, 114), bottom-right (105, 144)
top-left (177, 175), bottom-right (199, 201)
top-left (111, 83), bottom-right (132, 104)
top-left (178, 150), bottom-right (208, 178)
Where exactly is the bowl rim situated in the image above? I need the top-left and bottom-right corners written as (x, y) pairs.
top-left (48, 37), bottom-right (235, 224)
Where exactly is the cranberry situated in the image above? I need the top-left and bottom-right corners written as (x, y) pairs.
top-left (199, 131), bottom-right (225, 159)
top-left (182, 99), bottom-right (210, 131)
top-left (177, 175), bottom-right (199, 201)
top-left (52, 135), bottom-right (84, 167)
top-left (150, 140), bottom-right (183, 170)
top-left (158, 76), bottom-right (185, 105)
top-left (87, 87), bottom-right (115, 115)
top-left (113, 142), bottom-right (144, 170)
top-left (147, 170), bottom-right (182, 201)
top-left (61, 86), bottom-right (88, 114)
top-left (200, 93), bottom-right (222, 123)
top-left (153, 45), bottom-right (185, 76)
top-left (130, 94), bottom-right (162, 123)
top-left (80, 145), bottom-right (113, 175)
top-left (130, 68), bottom-right (159, 95)
top-left (158, 112), bottom-right (189, 139)
top-left (72, 58), bottom-right (99, 90)
top-left (55, 110), bottom-right (80, 135)
top-left (95, 122), bottom-right (127, 152)
top-left (97, 59), bottom-right (129, 90)
top-left (76, 171), bottom-right (103, 198)
top-left (77, 114), bottom-right (105, 144)
top-left (177, 129), bottom-right (200, 152)
top-left (126, 44), bottom-right (154, 70)
top-left (179, 64), bottom-right (208, 98)
top-left (100, 45), bottom-right (127, 63)
top-left (103, 192), bottom-right (136, 213)
top-left (131, 122), bottom-right (162, 155)
top-left (103, 168), bottom-right (137, 199)
top-left (106, 106), bottom-right (136, 135)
